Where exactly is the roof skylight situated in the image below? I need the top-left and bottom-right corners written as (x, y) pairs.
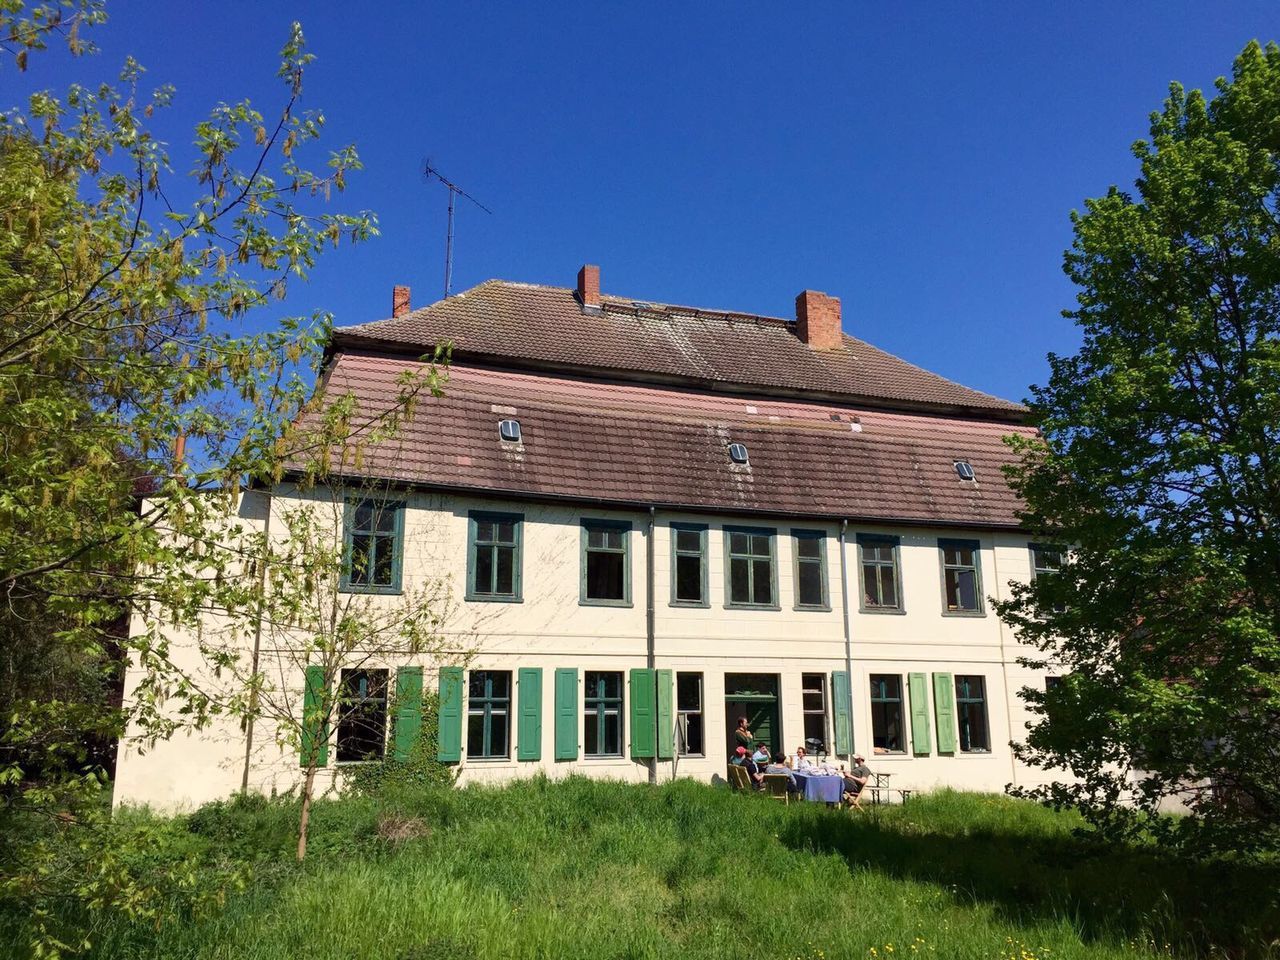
top-left (499, 419), bottom-right (522, 443)
top-left (954, 460), bottom-right (975, 481)
top-left (728, 443), bottom-right (749, 465)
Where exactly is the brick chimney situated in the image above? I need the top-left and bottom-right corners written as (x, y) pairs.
top-left (392, 285), bottom-right (411, 318)
top-left (795, 290), bottom-right (842, 351)
top-left (577, 264), bottom-right (601, 314)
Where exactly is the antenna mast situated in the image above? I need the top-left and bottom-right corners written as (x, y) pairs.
top-left (423, 159), bottom-right (492, 298)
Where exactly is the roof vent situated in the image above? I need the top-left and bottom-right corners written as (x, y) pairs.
top-left (728, 443), bottom-right (749, 465)
top-left (954, 460), bottom-right (975, 481)
top-left (499, 419), bottom-right (522, 443)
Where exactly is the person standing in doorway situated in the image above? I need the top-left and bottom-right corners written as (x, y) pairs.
top-left (733, 716), bottom-right (753, 754)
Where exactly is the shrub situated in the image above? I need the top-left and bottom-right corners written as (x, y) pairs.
top-left (345, 692), bottom-right (456, 798)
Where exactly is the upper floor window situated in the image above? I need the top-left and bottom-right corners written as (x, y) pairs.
top-left (467, 512), bottom-right (522, 602)
top-left (670, 523), bottom-right (709, 607)
top-left (341, 498), bottom-right (404, 593)
top-left (792, 530), bottom-right (829, 610)
top-left (858, 534), bottom-right (903, 612)
top-left (939, 538), bottom-right (984, 615)
top-left (581, 520), bottom-right (632, 606)
top-left (724, 527), bottom-right (778, 608)
top-left (336, 668), bottom-right (388, 762)
top-left (1030, 543), bottom-right (1067, 613)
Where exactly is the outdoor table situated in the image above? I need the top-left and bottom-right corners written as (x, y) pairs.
top-left (791, 769), bottom-right (844, 804)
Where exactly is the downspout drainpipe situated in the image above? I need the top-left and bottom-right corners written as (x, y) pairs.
top-left (240, 486), bottom-right (271, 793)
top-left (839, 519), bottom-right (855, 761)
top-left (647, 506), bottom-right (657, 785)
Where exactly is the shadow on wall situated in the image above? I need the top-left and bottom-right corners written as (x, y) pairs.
top-left (776, 797), bottom-right (1279, 958)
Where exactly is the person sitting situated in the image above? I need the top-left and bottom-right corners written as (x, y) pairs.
top-left (842, 754), bottom-right (872, 808)
top-left (732, 746), bottom-right (764, 790)
top-left (793, 745), bottom-right (816, 770)
top-left (764, 755), bottom-right (799, 793)
top-left (751, 743), bottom-right (771, 765)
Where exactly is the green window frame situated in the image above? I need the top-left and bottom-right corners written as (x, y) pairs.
top-left (466, 670), bottom-right (511, 759)
top-left (869, 674), bottom-right (906, 755)
top-left (466, 511), bottom-right (523, 602)
top-left (724, 526), bottom-right (779, 609)
top-left (938, 537), bottom-right (984, 616)
top-left (580, 519), bottom-right (632, 606)
top-left (336, 668), bottom-right (388, 763)
top-left (669, 523), bottom-right (709, 607)
top-left (955, 675), bottom-right (991, 753)
top-left (1029, 542), bottom-right (1067, 613)
top-left (584, 670), bottom-right (623, 757)
top-left (791, 529), bottom-right (830, 610)
top-left (340, 498), bottom-right (405, 594)
top-left (858, 534), bottom-right (904, 613)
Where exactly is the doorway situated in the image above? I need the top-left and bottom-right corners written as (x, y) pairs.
top-left (724, 673), bottom-right (780, 758)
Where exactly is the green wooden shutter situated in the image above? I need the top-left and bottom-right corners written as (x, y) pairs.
top-left (933, 672), bottom-right (957, 754)
top-left (517, 667), bottom-right (542, 761)
top-left (554, 668), bottom-right (578, 760)
top-left (832, 671), bottom-right (852, 756)
top-left (436, 666), bottom-right (464, 762)
top-left (656, 669), bottom-right (674, 760)
top-left (394, 666), bottom-right (423, 761)
top-left (630, 668), bottom-right (656, 759)
top-left (908, 672), bottom-right (932, 756)
top-left (300, 665), bottom-right (329, 768)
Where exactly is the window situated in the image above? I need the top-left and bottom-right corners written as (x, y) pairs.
top-left (498, 419), bottom-right (521, 442)
top-left (728, 442), bottom-right (749, 464)
top-left (336, 669), bottom-right (388, 762)
top-left (939, 538), bottom-right (984, 615)
top-left (676, 672), bottom-right (704, 756)
top-left (955, 675), bottom-right (990, 752)
top-left (725, 527), bottom-right (777, 608)
top-left (467, 512), bottom-right (522, 601)
top-left (858, 534), bottom-right (902, 612)
top-left (792, 530), bottom-right (829, 609)
top-left (954, 460), bottom-right (976, 481)
top-left (1030, 543), bottom-right (1066, 613)
top-left (581, 520), bottom-right (631, 605)
top-left (870, 675), bottom-right (905, 754)
top-left (341, 499), bottom-right (404, 593)
top-left (802, 673), bottom-right (827, 750)
top-left (1044, 675), bottom-right (1064, 692)
top-left (584, 671), bottom-right (623, 757)
top-left (466, 670), bottom-right (511, 758)
top-left (670, 524), bottom-right (708, 606)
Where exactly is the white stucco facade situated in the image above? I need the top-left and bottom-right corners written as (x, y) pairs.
top-left (113, 486), bottom-right (1063, 811)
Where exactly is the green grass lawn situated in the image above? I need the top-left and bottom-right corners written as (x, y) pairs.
top-left (50, 778), bottom-right (1280, 959)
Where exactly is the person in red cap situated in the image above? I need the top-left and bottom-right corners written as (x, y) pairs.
top-left (731, 745), bottom-right (764, 790)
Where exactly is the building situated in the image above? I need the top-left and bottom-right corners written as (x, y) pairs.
top-left (113, 265), bottom-right (1062, 811)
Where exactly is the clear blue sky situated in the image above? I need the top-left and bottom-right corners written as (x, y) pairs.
top-left (17, 1), bottom-right (1279, 404)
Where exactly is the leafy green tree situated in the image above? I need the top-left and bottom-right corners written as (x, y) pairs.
top-left (1000, 40), bottom-right (1280, 855)
top-left (0, 1), bottom-right (445, 952)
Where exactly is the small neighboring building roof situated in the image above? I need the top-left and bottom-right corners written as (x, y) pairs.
top-left (334, 280), bottom-right (1027, 421)
top-left (294, 354), bottom-right (1036, 529)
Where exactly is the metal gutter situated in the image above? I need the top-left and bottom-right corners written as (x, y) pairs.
top-left (839, 519), bottom-right (855, 762)
top-left (646, 505), bottom-right (657, 786)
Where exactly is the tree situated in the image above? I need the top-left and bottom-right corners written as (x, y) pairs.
top-left (0, 0), bottom-right (447, 951)
top-left (999, 40), bottom-right (1280, 855)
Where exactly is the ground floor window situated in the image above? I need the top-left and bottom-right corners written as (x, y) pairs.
top-left (676, 672), bottom-right (704, 756)
top-left (870, 674), bottom-right (905, 754)
top-left (336, 668), bottom-right (388, 762)
top-left (467, 670), bottom-right (511, 758)
top-left (955, 675), bottom-right (990, 753)
top-left (801, 673), bottom-right (827, 751)
top-left (585, 671), bottom-right (623, 757)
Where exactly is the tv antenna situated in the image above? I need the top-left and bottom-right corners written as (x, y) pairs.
top-left (423, 158), bottom-right (492, 298)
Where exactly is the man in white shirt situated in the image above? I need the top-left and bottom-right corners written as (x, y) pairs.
top-left (793, 745), bottom-right (817, 770)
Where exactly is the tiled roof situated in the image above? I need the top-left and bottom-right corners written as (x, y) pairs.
top-left (334, 281), bottom-right (1026, 420)
top-left (294, 354), bottom-right (1036, 529)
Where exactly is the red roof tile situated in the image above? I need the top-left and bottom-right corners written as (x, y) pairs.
top-left (296, 355), bottom-right (1036, 529)
top-left (335, 281), bottom-right (1027, 420)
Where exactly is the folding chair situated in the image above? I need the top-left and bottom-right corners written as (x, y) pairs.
top-left (763, 774), bottom-right (791, 804)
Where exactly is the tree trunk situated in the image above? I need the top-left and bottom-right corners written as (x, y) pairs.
top-left (297, 763), bottom-right (317, 861)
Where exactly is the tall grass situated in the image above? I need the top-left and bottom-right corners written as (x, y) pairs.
top-left (44, 779), bottom-right (1280, 959)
